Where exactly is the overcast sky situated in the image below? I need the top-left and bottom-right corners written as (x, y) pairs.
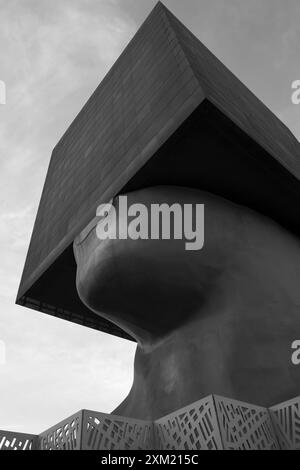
top-left (0, 0), bottom-right (300, 434)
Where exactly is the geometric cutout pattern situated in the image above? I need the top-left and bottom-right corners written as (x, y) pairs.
top-left (2, 395), bottom-right (300, 450)
top-left (214, 396), bottom-right (279, 450)
top-left (81, 411), bottom-right (153, 450)
top-left (154, 395), bottom-right (222, 450)
top-left (269, 397), bottom-right (300, 450)
top-left (0, 430), bottom-right (38, 450)
top-left (38, 411), bottom-right (82, 450)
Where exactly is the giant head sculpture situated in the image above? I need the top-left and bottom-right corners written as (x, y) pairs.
top-left (74, 186), bottom-right (300, 419)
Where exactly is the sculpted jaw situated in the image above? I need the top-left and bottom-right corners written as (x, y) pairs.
top-left (73, 186), bottom-right (300, 420)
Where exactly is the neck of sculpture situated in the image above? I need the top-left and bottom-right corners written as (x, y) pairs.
top-left (113, 252), bottom-right (300, 420)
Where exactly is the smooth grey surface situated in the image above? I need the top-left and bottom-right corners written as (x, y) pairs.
top-left (74, 186), bottom-right (300, 419)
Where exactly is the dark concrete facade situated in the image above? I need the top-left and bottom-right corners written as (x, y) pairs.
top-left (17, 2), bottom-right (300, 339)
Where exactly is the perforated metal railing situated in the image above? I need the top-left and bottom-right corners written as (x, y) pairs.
top-left (81, 411), bottom-right (153, 450)
top-left (37, 410), bottom-right (153, 450)
top-left (1, 395), bottom-right (299, 450)
top-left (269, 396), bottom-right (300, 450)
top-left (38, 411), bottom-right (83, 450)
top-left (0, 430), bottom-right (38, 450)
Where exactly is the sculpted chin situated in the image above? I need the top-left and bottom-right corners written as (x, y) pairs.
top-left (73, 186), bottom-right (300, 420)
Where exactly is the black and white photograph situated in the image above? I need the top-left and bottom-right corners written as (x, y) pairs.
top-left (0, 0), bottom-right (300, 453)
